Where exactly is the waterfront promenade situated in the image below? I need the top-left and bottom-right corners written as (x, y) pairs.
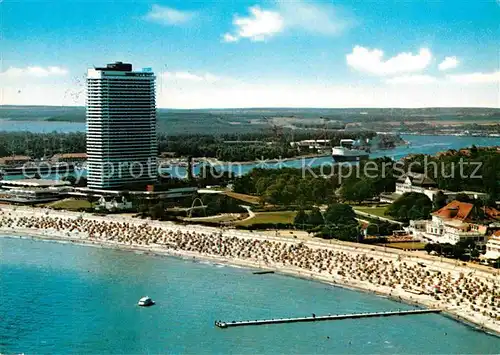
top-left (0, 205), bottom-right (499, 336)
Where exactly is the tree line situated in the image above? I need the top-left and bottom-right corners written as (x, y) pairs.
top-left (424, 240), bottom-right (483, 261)
top-left (231, 150), bottom-right (499, 223)
top-left (0, 130), bottom-right (375, 162)
top-left (294, 203), bottom-right (360, 241)
top-left (0, 132), bottom-right (86, 158)
top-left (403, 147), bottom-right (500, 198)
top-left (232, 158), bottom-right (399, 207)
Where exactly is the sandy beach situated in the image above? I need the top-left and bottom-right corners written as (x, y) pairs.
top-left (1, 205), bottom-right (499, 337)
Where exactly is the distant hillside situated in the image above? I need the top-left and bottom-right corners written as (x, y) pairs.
top-left (0, 105), bottom-right (499, 135)
top-left (0, 105), bottom-right (85, 121)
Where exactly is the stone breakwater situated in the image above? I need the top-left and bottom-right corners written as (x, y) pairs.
top-left (0, 207), bottom-right (499, 336)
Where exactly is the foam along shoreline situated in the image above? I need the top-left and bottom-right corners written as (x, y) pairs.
top-left (0, 206), bottom-right (499, 337)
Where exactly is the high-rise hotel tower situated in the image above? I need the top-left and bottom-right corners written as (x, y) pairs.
top-left (86, 62), bottom-right (157, 189)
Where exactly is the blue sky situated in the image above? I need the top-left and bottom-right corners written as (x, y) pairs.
top-left (1, 0), bottom-right (499, 108)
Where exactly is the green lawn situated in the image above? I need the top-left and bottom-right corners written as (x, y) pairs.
top-left (353, 205), bottom-right (389, 218)
top-left (236, 211), bottom-right (297, 226)
top-left (224, 191), bottom-right (261, 205)
top-left (49, 199), bottom-right (93, 211)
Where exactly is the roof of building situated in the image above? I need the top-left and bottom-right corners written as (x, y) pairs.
top-left (484, 206), bottom-right (500, 220)
top-left (52, 153), bottom-right (87, 160)
top-left (74, 186), bottom-right (198, 195)
top-left (159, 152), bottom-right (176, 157)
top-left (298, 139), bottom-right (330, 143)
top-left (449, 190), bottom-right (489, 197)
top-left (397, 171), bottom-right (436, 186)
top-left (433, 200), bottom-right (500, 223)
top-left (0, 155), bottom-right (31, 163)
top-left (0, 196), bottom-right (61, 204)
top-left (379, 192), bottom-right (401, 201)
top-left (0, 179), bottom-right (71, 188)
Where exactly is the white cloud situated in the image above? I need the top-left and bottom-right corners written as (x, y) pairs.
top-left (47, 66), bottom-right (68, 75)
top-left (223, 6), bottom-right (284, 42)
top-left (143, 5), bottom-right (195, 26)
top-left (3, 79), bottom-right (499, 108)
top-left (155, 68), bottom-right (499, 108)
top-left (277, 1), bottom-right (354, 36)
top-left (438, 56), bottom-right (459, 71)
top-left (446, 71), bottom-right (500, 84)
top-left (222, 33), bottom-right (239, 43)
top-left (223, 2), bottom-right (353, 43)
top-left (0, 83), bottom-right (81, 106)
top-left (162, 71), bottom-right (221, 82)
top-left (156, 82), bottom-right (499, 109)
top-left (0, 66), bottom-right (68, 78)
top-left (386, 71), bottom-right (500, 86)
top-left (385, 75), bottom-right (438, 85)
top-left (346, 46), bottom-right (432, 76)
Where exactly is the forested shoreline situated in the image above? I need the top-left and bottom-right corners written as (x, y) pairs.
top-left (1, 130), bottom-right (498, 203)
top-left (0, 130), bottom-right (376, 161)
top-left (233, 149), bottom-right (500, 206)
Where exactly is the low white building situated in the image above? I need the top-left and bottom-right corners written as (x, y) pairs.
top-left (97, 196), bottom-right (132, 211)
top-left (0, 179), bottom-right (71, 204)
top-left (386, 172), bottom-right (489, 204)
top-left (290, 139), bottom-right (330, 152)
top-left (395, 172), bottom-right (437, 197)
top-left (408, 200), bottom-right (499, 245)
top-left (408, 220), bottom-right (427, 234)
top-left (382, 172), bottom-right (440, 203)
top-left (423, 217), bottom-right (488, 245)
top-left (484, 231), bottom-right (500, 260)
top-left (444, 190), bottom-right (489, 201)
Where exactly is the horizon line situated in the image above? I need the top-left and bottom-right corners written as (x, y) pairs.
top-left (1, 104), bottom-right (500, 110)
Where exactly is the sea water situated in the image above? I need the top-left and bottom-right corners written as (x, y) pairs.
top-left (0, 237), bottom-right (499, 354)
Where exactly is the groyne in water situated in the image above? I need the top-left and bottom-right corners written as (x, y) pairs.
top-left (215, 309), bottom-right (441, 328)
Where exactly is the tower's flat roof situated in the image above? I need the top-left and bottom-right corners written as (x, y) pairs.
top-left (87, 68), bottom-right (154, 78)
top-left (95, 62), bottom-right (132, 72)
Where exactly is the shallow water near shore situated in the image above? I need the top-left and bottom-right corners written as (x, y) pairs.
top-left (1, 237), bottom-right (499, 354)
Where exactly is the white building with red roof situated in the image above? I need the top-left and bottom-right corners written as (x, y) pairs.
top-left (409, 200), bottom-right (499, 245)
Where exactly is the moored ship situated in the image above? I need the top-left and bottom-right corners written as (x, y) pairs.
top-left (331, 139), bottom-right (369, 162)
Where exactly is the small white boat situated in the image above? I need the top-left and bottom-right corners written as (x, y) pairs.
top-left (138, 296), bottom-right (155, 307)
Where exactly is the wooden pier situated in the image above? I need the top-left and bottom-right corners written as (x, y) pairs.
top-left (215, 309), bottom-right (441, 329)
